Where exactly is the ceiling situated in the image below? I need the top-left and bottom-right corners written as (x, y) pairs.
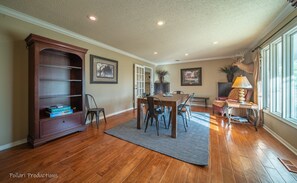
top-left (0, 0), bottom-right (292, 65)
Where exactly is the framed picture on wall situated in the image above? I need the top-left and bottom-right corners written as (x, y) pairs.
top-left (90, 54), bottom-right (118, 84)
top-left (181, 67), bottom-right (202, 86)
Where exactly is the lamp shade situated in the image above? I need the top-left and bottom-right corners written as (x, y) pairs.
top-left (232, 76), bottom-right (252, 89)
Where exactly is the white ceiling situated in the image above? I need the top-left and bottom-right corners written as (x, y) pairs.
top-left (0, 0), bottom-right (293, 65)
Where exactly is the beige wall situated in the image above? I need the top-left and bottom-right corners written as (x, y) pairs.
top-left (156, 58), bottom-right (235, 104)
top-left (0, 14), bottom-right (154, 146)
top-left (264, 113), bottom-right (297, 152)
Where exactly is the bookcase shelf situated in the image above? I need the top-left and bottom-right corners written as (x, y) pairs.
top-left (26, 34), bottom-right (88, 147)
top-left (39, 94), bottom-right (82, 99)
top-left (40, 64), bottom-right (82, 70)
top-left (39, 111), bottom-right (82, 120)
top-left (40, 79), bottom-right (82, 82)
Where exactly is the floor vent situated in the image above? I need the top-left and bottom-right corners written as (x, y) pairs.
top-left (278, 158), bottom-right (297, 173)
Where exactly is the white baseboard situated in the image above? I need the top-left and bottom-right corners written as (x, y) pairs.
top-left (106, 107), bottom-right (134, 117)
top-left (0, 138), bottom-right (27, 152)
top-left (263, 125), bottom-right (297, 156)
top-left (0, 107), bottom-right (134, 151)
top-left (86, 107), bottom-right (134, 124)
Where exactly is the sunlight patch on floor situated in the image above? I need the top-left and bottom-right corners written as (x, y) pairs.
top-left (190, 114), bottom-right (218, 131)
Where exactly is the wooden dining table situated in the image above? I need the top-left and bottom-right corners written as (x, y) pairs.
top-left (137, 94), bottom-right (189, 138)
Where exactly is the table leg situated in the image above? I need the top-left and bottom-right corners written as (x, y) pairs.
top-left (227, 107), bottom-right (232, 126)
top-left (137, 98), bottom-right (141, 129)
top-left (171, 103), bottom-right (177, 138)
top-left (252, 109), bottom-right (259, 131)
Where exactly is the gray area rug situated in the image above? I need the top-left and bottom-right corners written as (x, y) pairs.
top-left (105, 112), bottom-right (210, 166)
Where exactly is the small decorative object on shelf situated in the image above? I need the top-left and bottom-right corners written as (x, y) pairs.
top-left (219, 65), bottom-right (238, 82)
top-left (45, 105), bottom-right (73, 118)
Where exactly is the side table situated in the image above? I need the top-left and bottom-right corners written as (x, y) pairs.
top-left (226, 101), bottom-right (259, 131)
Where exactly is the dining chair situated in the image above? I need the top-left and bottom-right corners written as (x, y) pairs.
top-left (141, 95), bottom-right (149, 123)
top-left (168, 93), bottom-right (194, 132)
top-left (84, 94), bottom-right (107, 128)
top-left (182, 93), bottom-right (195, 118)
top-left (144, 96), bottom-right (167, 136)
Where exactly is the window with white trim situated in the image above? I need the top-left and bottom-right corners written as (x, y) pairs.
top-left (289, 29), bottom-right (297, 121)
top-left (262, 46), bottom-right (270, 109)
top-left (271, 38), bottom-right (283, 116)
top-left (261, 25), bottom-right (297, 124)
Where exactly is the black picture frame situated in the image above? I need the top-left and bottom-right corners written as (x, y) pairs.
top-left (90, 55), bottom-right (118, 84)
top-left (181, 67), bottom-right (202, 86)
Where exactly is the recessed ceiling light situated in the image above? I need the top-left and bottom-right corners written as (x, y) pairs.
top-left (157, 21), bottom-right (165, 26)
top-left (185, 53), bottom-right (189, 56)
top-left (88, 15), bottom-right (97, 21)
top-left (154, 51), bottom-right (158, 55)
top-left (213, 41), bottom-right (218, 45)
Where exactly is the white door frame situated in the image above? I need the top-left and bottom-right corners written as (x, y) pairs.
top-left (133, 64), bottom-right (145, 109)
top-left (144, 66), bottom-right (154, 95)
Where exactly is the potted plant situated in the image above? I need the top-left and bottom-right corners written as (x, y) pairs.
top-left (219, 65), bottom-right (238, 82)
top-left (156, 69), bottom-right (169, 83)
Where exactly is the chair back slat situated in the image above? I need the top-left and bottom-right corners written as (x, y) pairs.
top-left (85, 94), bottom-right (98, 109)
top-left (146, 96), bottom-right (163, 114)
top-left (179, 93), bottom-right (194, 109)
top-left (147, 97), bottom-right (155, 114)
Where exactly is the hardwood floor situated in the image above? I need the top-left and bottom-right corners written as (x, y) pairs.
top-left (1, 106), bottom-right (297, 183)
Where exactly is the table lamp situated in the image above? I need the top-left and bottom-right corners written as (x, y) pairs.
top-left (232, 75), bottom-right (252, 103)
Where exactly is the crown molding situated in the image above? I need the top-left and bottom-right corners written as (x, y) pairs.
top-left (249, 3), bottom-right (295, 50)
top-left (0, 5), bottom-right (156, 66)
top-left (157, 55), bottom-right (232, 66)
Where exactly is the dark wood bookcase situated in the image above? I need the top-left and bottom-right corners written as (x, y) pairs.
top-left (25, 34), bottom-right (88, 147)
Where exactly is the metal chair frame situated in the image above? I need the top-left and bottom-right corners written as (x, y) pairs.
top-left (84, 94), bottom-right (107, 128)
top-left (144, 96), bottom-right (167, 136)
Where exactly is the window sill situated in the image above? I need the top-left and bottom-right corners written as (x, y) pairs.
top-left (263, 109), bottom-right (297, 130)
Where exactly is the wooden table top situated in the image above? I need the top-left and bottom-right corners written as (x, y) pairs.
top-left (152, 94), bottom-right (189, 102)
top-left (226, 101), bottom-right (258, 109)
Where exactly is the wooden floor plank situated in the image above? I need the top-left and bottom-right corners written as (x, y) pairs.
top-left (265, 167), bottom-right (286, 183)
top-left (0, 106), bottom-right (297, 183)
top-left (172, 162), bottom-right (190, 183)
top-left (185, 164), bottom-right (199, 183)
top-left (98, 147), bottom-right (149, 182)
top-left (222, 168), bottom-right (236, 183)
top-left (268, 157), bottom-right (297, 183)
top-left (159, 159), bottom-right (181, 183)
top-left (233, 172), bottom-right (247, 183)
top-left (122, 152), bottom-right (157, 183)
top-left (147, 154), bottom-right (172, 183)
